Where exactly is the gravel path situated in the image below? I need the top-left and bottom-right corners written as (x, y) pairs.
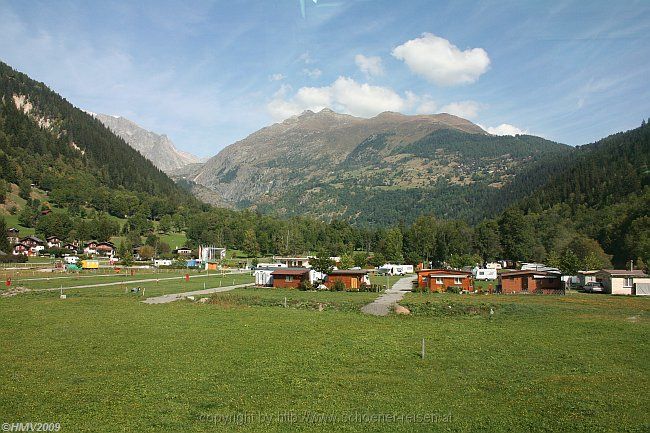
top-left (361, 276), bottom-right (415, 316)
top-left (34, 271), bottom-right (247, 292)
top-left (142, 283), bottom-right (253, 304)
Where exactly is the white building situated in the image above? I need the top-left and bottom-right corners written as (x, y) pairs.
top-left (472, 267), bottom-right (497, 280)
top-left (595, 269), bottom-right (650, 295)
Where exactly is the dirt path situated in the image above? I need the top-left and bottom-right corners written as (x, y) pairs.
top-left (142, 283), bottom-right (253, 304)
top-left (361, 276), bottom-right (415, 316)
top-left (34, 271), bottom-right (248, 292)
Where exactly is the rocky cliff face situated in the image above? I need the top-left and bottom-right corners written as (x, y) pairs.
top-left (93, 113), bottom-right (202, 174)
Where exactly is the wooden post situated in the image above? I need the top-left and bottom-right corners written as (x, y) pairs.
top-left (284, 297), bottom-right (287, 308)
top-left (421, 338), bottom-right (425, 360)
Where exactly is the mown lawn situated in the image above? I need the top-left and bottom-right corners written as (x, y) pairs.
top-left (0, 289), bottom-right (647, 432)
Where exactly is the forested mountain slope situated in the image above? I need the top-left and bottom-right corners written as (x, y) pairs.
top-left (0, 61), bottom-right (197, 218)
top-left (186, 108), bottom-right (572, 225)
top-left (516, 121), bottom-right (650, 266)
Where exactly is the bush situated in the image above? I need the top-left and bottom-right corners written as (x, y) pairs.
top-left (445, 286), bottom-right (462, 294)
top-left (297, 279), bottom-right (313, 291)
top-left (0, 254), bottom-right (28, 263)
top-left (332, 280), bottom-right (346, 292)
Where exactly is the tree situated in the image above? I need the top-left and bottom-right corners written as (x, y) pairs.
top-left (0, 179), bottom-right (7, 204)
top-left (18, 179), bottom-right (31, 200)
top-left (117, 240), bottom-right (133, 266)
top-left (310, 254), bottom-right (335, 275)
top-left (138, 245), bottom-right (155, 260)
top-left (473, 220), bottom-right (501, 261)
top-left (378, 227), bottom-right (403, 263)
top-left (158, 214), bottom-right (173, 234)
top-left (498, 208), bottom-right (535, 261)
top-left (18, 204), bottom-right (38, 228)
top-left (367, 253), bottom-right (385, 268)
top-left (559, 249), bottom-right (581, 275)
top-left (241, 228), bottom-right (260, 257)
top-left (0, 217), bottom-right (10, 253)
top-left (339, 253), bottom-right (354, 270)
top-left (352, 251), bottom-right (368, 268)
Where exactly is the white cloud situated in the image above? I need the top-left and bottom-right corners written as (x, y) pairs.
top-left (303, 68), bottom-right (322, 79)
top-left (392, 33), bottom-right (490, 86)
top-left (439, 101), bottom-right (481, 119)
top-left (354, 54), bottom-right (384, 77)
top-left (267, 76), bottom-right (414, 120)
top-left (299, 51), bottom-right (314, 64)
top-left (269, 73), bottom-right (285, 81)
top-left (484, 123), bottom-right (527, 136)
top-left (415, 95), bottom-right (437, 114)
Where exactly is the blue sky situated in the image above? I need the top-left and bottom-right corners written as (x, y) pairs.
top-left (1, 0), bottom-right (649, 157)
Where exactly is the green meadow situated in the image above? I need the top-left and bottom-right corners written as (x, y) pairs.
top-left (1, 282), bottom-right (648, 432)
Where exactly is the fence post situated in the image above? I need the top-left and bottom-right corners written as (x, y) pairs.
top-left (421, 338), bottom-right (425, 360)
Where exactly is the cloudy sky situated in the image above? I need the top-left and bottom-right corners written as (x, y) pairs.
top-left (1, 0), bottom-right (649, 156)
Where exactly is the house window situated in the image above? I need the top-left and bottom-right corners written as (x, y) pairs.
top-left (454, 277), bottom-right (462, 285)
top-left (436, 278), bottom-right (443, 284)
top-left (286, 276), bottom-right (293, 282)
top-left (623, 277), bottom-right (633, 287)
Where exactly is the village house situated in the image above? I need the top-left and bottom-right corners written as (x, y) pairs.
top-left (95, 241), bottom-right (116, 256)
top-left (172, 247), bottom-right (193, 256)
top-left (271, 268), bottom-right (310, 289)
top-left (7, 228), bottom-right (19, 244)
top-left (273, 256), bottom-right (311, 268)
top-left (19, 236), bottom-right (45, 255)
top-left (595, 269), bottom-right (650, 295)
top-left (12, 243), bottom-right (29, 256)
top-left (84, 241), bottom-right (98, 255)
top-left (62, 243), bottom-right (79, 252)
top-left (498, 270), bottom-right (563, 294)
top-left (416, 269), bottom-right (473, 292)
top-left (46, 236), bottom-right (62, 249)
top-left (325, 270), bottom-right (370, 290)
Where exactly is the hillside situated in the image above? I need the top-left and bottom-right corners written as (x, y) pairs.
top-left (0, 61), bottom-right (198, 228)
top-left (93, 113), bottom-right (202, 174)
top-left (186, 108), bottom-right (572, 224)
top-left (517, 121), bottom-right (650, 265)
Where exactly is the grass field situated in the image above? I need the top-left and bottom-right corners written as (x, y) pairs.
top-left (1, 281), bottom-right (648, 432)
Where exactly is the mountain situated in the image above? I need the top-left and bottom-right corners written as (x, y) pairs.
top-left (186, 108), bottom-right (572, 225)
top-left (516, 120), bottom-right (650, 265)
top-left (0, 61), bottom-right (196, 219)
top-left (92, 113), bottom-right (202, 174)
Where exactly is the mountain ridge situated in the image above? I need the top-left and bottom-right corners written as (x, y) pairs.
top-left (91, 113), bottom-right (203, 174)
top-left (184, 108), bottom-right (571, 224)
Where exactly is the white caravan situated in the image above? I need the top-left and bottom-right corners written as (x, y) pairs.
top-left (377, 264), bottom-right (414, 276)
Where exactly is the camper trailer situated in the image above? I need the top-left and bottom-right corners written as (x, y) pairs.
top-left (472, 267), bottom-right (497, 280)
top-left (377, 264), bottom-right (414, 276)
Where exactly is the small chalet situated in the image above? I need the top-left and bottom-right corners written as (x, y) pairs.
top-left (46, 236), bottom-right (62, 249)
top-left (95, 241), bottom-right (116, 256)
top-left (416, 269), bottom-right (473, 292)
top-left (271, 268), bottom-right (310, 288)
top-left (172, 247), bottom-right (193, 256)
top-left (325, 270), bottom-right (370, 290)
top-left (595, 269), bottom-right (650, 295)
top-left (12, 243), bottom-right (29, 256)
top-left (62, 243), bottom-right (79, 252)
top-left (20, 235), bottom-right (44, 248)
top-left (7, 228), bottom-right (19, 244)
top-left (84, 241), bottom-right (98, 255)
top-left (498, 270), bottom-right (563, 294)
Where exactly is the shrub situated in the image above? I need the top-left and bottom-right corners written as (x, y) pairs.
top-left (332, 280), bottom-right (346, 292)
top-left (445, 286), bottom-right (462, 294)
top-left (298, 279), bottom-right (313, 291)
top-left (0, 254), bottom-right (28, 263)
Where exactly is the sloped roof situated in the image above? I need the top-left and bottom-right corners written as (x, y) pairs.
top-left (271, 268), bottom-right (310, 276)
top-left (598, 269), bottom-right (648, 277)
top-left (329, 270), bottom-right (369, 276)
